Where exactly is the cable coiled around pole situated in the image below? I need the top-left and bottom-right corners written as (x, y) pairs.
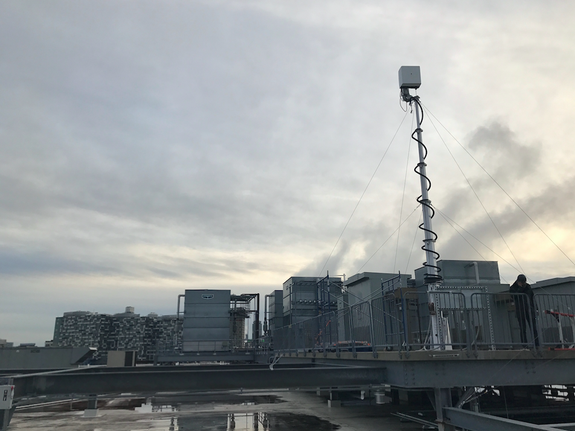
top-left (410, 98), bottom-right (442, 283)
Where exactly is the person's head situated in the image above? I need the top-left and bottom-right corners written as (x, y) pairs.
top-left (517, 274), bottom-right (527, 286)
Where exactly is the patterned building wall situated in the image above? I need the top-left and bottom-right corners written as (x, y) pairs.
top-left (106, 316), bottom-right (146, 357)
top-left (143, 316), bottom-right (183, 361)
top-left (53, 312), bottom-right (108, 350)
top-left (53, 311), bottom-right (182, 362)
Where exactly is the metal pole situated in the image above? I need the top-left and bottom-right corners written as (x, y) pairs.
top-left (413, 97), bottom-right (439, 278)
top-left (411, 96), bottom-right (445, 349)
top-left (176, 294), bottom-right (185, 319)
top-left (255, 293), bottom-right (260, 348)
top-left (434, 388), bottom-right (455, 431)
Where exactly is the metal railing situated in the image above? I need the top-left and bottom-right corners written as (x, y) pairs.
top-left (271, 291), bottom-right (575, 355)
top-left (535, 294), bottom-right (575, 349)
top-left (156, 338), bottom-right (250, 356)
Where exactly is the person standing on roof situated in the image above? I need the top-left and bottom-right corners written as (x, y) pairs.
top-left (510, 274), bottom-right (539, 347)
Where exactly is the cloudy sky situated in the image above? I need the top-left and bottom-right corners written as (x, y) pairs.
top-left (2, 0), bottom-right (575, 345)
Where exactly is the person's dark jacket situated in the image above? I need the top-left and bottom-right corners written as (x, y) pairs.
top-left (510, 280), bottom-right (536, 317)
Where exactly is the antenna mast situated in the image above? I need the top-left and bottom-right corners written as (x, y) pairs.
top-left (398, 66), bottom-right (448, 349)
top-left (399, 66), bottom-right (441, 283)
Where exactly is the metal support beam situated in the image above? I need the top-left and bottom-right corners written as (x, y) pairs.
top-left (443, 407), bottom-right (563, 431)
top-left (434, 388), bottom-right (454, 431)
top-left (268, 351), bottom-right (575, 388)
top-left (373, 357), bottom-right (575, 388)
top-left (12, 365), bottom-right (387, 399)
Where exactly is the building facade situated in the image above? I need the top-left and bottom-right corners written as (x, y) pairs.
top-left (282, 276), bottom-right (342, 326)
top-left (53, 307), bottom-right (182, 362)
top-left (182, 290), bottom-right (232, 352)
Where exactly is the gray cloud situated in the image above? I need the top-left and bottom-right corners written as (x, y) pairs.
top-left (467, 121), bottom-right (541, 181)
top-left (428, 121), bottom-right (573, 278)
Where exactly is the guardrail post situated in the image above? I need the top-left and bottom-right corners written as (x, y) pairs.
top-left (529, 304), bottom-right (540, 353)
top-left (399, 288), bottom-right (410, 356)
top-left (368, 303), bottom-right (378, 358)
top-left (84, 394), bottom-right (98, 417)
top-left (295, 324), bottom-right (302, 355)
top-left (464, 307), bottom-right (473, 357)
top-left (469, 294), bottom-right (480, 356)
top-left (349, 306), bottom-right (355, 348)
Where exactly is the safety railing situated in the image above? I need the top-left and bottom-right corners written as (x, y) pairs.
top-left (535, 293), bottom-right (575, 349)
top-left (469, 292), bottom-right (518, 350)
top-left (157, 338), bottom-right (249, 354)
top-left (272, 291), bottom-right (575, 355)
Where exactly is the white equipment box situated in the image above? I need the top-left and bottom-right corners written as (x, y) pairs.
top-left (0, 385), bottom-right (14, 409)
top-left (398, 66), bottom-right (421, 89)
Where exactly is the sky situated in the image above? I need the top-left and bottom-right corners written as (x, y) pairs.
top-left (1, 0), bottom-right (575, 345)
